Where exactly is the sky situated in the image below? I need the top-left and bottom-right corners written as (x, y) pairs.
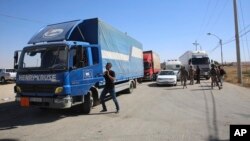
top-left (1, 0), bottom-right (250, 68)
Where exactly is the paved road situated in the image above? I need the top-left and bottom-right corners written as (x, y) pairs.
top-left (0, 81), bottom-right (250, 141)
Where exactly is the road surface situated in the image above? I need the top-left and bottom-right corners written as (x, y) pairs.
top-left (0, 80), bottom-right (250, 141)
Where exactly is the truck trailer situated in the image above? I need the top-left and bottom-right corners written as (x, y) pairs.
top-left (143, 50), bottom-right (160, 80)
top-left (179, 50), bottom-right (210, 79)
top-left (14, 18), bottom-right (143, 113)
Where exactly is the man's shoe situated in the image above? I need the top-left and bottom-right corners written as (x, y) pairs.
top-left (115, 110), bottom-right (119, 114)
top-left (100, 109), bottom-right (107, 112)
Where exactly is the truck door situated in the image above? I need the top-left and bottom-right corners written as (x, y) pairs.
top-left (69, 45), bottom-right (102, 96)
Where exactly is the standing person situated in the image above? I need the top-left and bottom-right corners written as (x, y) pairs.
top-left (100, 62), bottom-right (120, 113)
top-left (196, 65), bottom-right (200, 84)
top-left (215, 65), bottom-right (221, 86)
top-left (210, 64), bottom-right (221, 90)
top-left (218, 65), bottom-right (226, 86)
top-left (182, 66), bottom-right (188, 89)
top-left (189, 65), bottom-right (195, 85)
top-left (178, 66), bottom-right (184, 85)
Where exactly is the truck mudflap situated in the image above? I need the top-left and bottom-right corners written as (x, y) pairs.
top-left (16, 95), bottom-right (73, 109)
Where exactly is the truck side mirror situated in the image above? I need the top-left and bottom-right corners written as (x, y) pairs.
top-left (14, 65), bottom-right (18, 69)
top-left (14, 51), bottom-right (18, 64)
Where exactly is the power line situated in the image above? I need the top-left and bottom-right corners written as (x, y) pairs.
top-left (239, 0), bottom-right (250, 62)
top-left (0, 12), bottom-right (48, 24)
top-left (209, 0), bottom-right (229, 32)
top-left (195, 0), bottom-right (211, 40)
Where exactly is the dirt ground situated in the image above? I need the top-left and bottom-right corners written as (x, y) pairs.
top-left (224, 65), bottom-right (250, 88)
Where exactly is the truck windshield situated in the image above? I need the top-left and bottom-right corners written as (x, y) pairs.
top-left (191, 57), bottom-right (210, 65)
top-left (20, 46), bottom-right (68, 70)
top-left (144, 62), bottom-right (150, 70)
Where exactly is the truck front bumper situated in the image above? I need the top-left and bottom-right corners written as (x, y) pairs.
top-left (16, 95), bottom-right (73, 109)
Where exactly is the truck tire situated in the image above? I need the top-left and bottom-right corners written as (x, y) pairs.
top-left (126, 81), bottom-right (134, 94)
top-left (137, 78), bottom-right (142, 84)
top-left (1, 77), bottom-right (6, 84)
top-left (133, 80), bottom-right (137, 88)
top-left (152, 74), bottom-right (157, 81)
top-left (81, 91), bottom-right (93, 114)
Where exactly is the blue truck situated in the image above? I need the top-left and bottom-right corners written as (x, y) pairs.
top-left (14, 18), bottom-right (143, 113)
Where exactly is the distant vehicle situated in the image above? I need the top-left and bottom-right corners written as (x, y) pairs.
top-left (156, 70), bottom-right (177, 86)
top-left (179, 50), bottom-right (210, 80)
top-left (143, 50), bottom-right (161, 80)
top-left (0, 68), bottom-right (16, 83)
top-left (164, 60), bottom-right (182, 81)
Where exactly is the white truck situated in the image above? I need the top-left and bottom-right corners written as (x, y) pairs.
top-left (0, 68), bottom-right (16, 83)
top-left (179, 50), bottom-right (210, 80)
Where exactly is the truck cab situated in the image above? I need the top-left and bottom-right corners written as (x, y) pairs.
top-left (143, 51), bottom-right (160, 81)
top-left (15, 42), bottom-right (102, 111)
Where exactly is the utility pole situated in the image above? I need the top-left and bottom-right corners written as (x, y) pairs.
top-left (233, 0), bottom-right (242, 84)
top-left (219, 39), bottom-right (223, 65)
top-left (193, 40), bottom-right (199, 51)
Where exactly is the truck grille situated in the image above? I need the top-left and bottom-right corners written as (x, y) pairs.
top-left (18, 84), bottom-right (59, 93)
top-left (201, 68), bottom-right (210, 72)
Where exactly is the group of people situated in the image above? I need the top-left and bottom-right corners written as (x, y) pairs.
top-left (178, 65), bottom-right (200, 89)
top-left (210, 64), bottom-right (226, 89)
top-left (100, 62), bottom-right (227, 114)
top-left (178, 64), bottom-right (226, 89)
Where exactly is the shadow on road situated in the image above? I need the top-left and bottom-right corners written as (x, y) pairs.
top-left (0, 139), bottom-right (20, 141)
top-left (0, 92), bottom-right (127, 131)
top-left (201, 82), bottom-right (229, 141)
top-left (147, 83), bottom-right (179, 88)
top-left (191, 88), bottom-right (212, 91)
top-left (0, 101), bottom-right (82, 131)
top-left (0, 82), bottom-right (15, 86)
top-left (164, 87), bottom-right (185, 90)
top-left (147, 83), bottom-right (157, 87)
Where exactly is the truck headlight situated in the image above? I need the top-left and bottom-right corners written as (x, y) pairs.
top-left (14, 86), bottom-right (22, 93)
top-left (55, 87), bottom-right (63, 94)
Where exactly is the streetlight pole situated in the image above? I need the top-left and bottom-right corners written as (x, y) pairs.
top-left (207, 33), bottom-right (223, 65)
top-left (219, 39), bottom-right (223, 66)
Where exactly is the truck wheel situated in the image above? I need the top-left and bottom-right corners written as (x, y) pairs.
top-left (152, 74), bottom-right (157, 81)
top-left (126, 81), bottom-right (134, 94)
top-left (137, 78), bottom-right (142, 84)
top-left (81, 91), bottom-right (93, 114)
top-left (133, 80), bottom-right (137, 88)
top-left (1, 77), bottom-right (6, 84)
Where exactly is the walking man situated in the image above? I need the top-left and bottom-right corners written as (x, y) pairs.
top-left (100, 62), bottom-right (120, 113)
top-left (210, 64), bottom-right (221, 90)
top-left (218, 65), bottom-right (226, 86)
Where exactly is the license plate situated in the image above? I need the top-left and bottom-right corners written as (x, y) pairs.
top-left (20, 97), bottom-right (29, 107)
top-left (30, 97), bottom-right (42, 102)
